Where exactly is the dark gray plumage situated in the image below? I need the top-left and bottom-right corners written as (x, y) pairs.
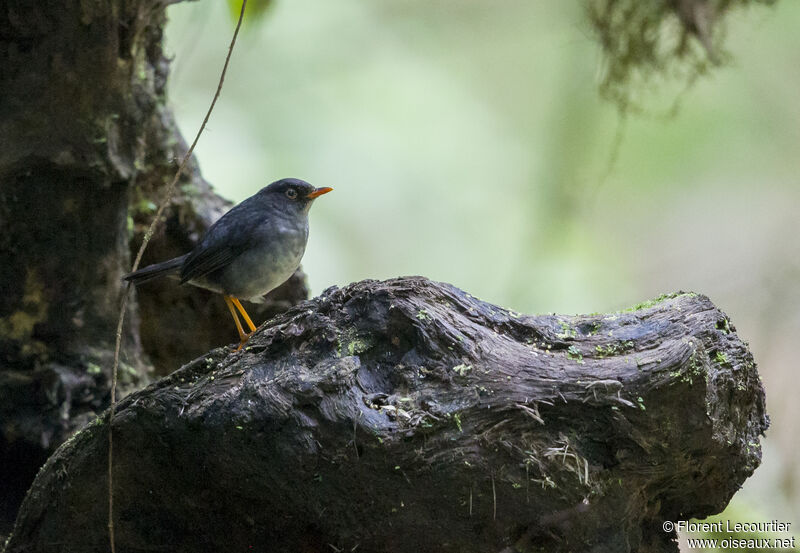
top-left (124, 178), bottom-right (332, 348)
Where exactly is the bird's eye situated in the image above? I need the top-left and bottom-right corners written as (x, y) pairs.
top-left (285, 188), bottom-right (298, 200)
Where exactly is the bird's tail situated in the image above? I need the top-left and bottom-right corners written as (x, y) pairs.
top-left (122, 255), bottom-right (187, 285)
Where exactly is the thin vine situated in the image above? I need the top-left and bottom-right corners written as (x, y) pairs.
top-left (107, 1), bottom-right (248, 550)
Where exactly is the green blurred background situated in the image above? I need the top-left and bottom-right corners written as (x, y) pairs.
top-left (165, 0), bottom-right (799, 546)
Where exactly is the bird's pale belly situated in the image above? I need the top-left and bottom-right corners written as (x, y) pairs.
top-left (191, 233), bottom-right (306, 302)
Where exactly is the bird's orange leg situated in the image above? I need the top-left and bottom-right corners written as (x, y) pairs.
top-left (224, 295), bottom-right (250, 351)
top-left (230, 297), bottom-right (257, 333)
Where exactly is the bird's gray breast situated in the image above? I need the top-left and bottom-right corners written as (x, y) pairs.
top-left (219, 220), bottom-right (308, 302)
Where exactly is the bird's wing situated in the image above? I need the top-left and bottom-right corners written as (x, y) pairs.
top-left (179, 200), bottom-right (263, 284)
top-left (179, 245), bottom-right (242, 284)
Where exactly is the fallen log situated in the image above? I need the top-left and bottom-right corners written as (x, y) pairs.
top-left (4, 277), bottom-right (768, 553)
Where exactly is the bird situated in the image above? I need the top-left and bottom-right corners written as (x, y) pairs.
top-left (124, 178), bottom-right (332, 350)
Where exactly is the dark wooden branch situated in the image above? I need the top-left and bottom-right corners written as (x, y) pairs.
top-left (4, 277), bottom-right (768, 553)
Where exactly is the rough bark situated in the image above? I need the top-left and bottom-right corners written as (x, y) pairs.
top-left (4, 277), bottom-right (768, 553)
top-left (0, 0), bottom-right (307, 534)
top-left (0, 0), bottom-right (162, 529)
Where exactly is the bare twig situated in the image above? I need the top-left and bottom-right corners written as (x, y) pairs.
top-left (107, 1), bottom-right (248, 550)
top-left (491, 474), bottom-right (496, 521)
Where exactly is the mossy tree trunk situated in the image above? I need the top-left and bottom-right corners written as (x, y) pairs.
top-left (0, 0), bottom-right (306, 533)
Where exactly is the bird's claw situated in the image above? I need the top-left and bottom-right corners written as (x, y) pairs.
top-left (234, 332), bottom-right (253, 352)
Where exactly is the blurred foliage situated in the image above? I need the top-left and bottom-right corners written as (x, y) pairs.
top-left (586, 0), bottom-right (778, 111)
top-left (226, 0), bottom-right (273, 24)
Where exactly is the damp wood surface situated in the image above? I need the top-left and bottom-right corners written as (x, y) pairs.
top-left (4, 277), bottom-right (767, 553)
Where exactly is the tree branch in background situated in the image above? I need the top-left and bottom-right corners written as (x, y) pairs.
top-left (0, 0), bottom-right (308, 537)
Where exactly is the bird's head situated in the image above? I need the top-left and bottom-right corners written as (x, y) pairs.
top-left (259, 178), bottom-right (333, 213)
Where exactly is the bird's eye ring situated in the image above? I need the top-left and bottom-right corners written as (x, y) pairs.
top-left (285, 188), bottom-right (298, 200)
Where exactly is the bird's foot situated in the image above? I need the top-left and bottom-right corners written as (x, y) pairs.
top-left (224, 295), bottom-right (257, 352)
top-left (234, 332), bottom-right (253, 352)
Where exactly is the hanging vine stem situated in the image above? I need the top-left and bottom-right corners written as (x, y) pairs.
top-left (107, 1), bottom-right (248, 550)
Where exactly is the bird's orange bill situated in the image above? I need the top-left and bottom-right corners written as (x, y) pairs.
top-left (306, 186), bottom-right (333, 199)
